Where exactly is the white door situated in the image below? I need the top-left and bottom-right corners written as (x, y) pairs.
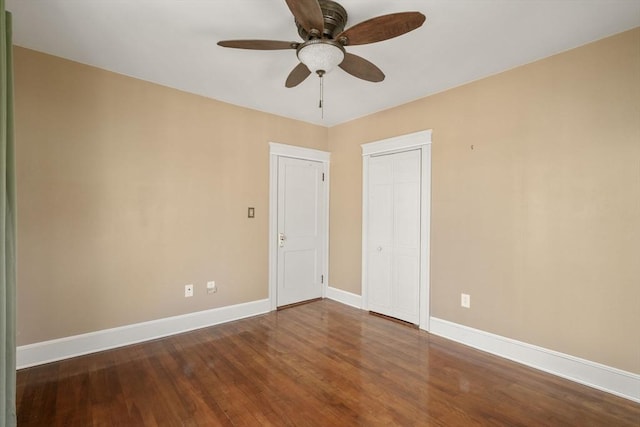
top-left (277, 156), bottom-right (325, 306)
top-left (367, 149), bottom-right (421, 323)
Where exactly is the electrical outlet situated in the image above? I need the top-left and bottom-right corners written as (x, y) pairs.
top-left (461, 293), bottom-right (470, 308)
top-left (185, 284), bottom-right (194, 298)
top-left (207, 281), bottom-right (217, 294)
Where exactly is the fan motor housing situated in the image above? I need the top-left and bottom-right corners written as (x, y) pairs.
top-left (296, 0), bottom-right (348, 40)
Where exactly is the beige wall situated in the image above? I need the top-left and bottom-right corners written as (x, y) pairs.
top-left (328, 28), bottom-right (640, 373)
top-left (14, 47), bottom-right (327, 345)
top-left (15, 28), bottom-right (639, 374)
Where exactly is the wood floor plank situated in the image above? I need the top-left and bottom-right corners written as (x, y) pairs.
top-left (17, 299), bottom-right (640, 426)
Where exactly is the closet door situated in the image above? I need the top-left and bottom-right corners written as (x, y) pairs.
top-left (367, 149), bottom-right (421, 324)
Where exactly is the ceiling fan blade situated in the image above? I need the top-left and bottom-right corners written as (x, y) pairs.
top-left (337, 12), bottom-right (426, 46)
top-left (339, 53), bottom-right (385, 82)
top-left (285, 62), bottom-right (312, 88)
top-left (217, 40), bottom-right (297, 50)
top-left (285, 0), bottom-right (324, 35)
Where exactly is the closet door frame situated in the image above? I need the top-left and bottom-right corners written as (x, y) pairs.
top-left (361, 130), bottom-right (432, 331)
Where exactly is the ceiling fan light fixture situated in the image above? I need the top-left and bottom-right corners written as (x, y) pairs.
top-left (297, 39), bottom-right (345, 75)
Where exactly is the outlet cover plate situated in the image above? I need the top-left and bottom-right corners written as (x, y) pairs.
top-left (207, 281), bottom-right (217, 294)
top-left (461, 293), bottom-right (470, 308)
top-left (185, 284), bottom-right (194, 298)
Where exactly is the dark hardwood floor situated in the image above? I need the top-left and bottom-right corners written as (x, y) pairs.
top-left (17, 299), bottom-right (640, 426)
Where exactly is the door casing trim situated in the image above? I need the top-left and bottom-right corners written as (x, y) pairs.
top-left (361, 130), bottom-right (432, 330)
top-left (268, 143), bottom-right (331, 311)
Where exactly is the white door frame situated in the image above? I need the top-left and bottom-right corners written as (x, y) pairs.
top-left (269, 142), bottom-right (330, 311)
top-left (361, 130), bottom-right (432, 330)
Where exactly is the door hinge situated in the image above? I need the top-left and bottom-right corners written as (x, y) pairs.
top-left (322, 173), bottom-right (325, 182)
top-left (321, 274), bottom-right (324, 284)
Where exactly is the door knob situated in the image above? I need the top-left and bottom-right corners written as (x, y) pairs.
top-left (377, 246), bottom-right (382, 252)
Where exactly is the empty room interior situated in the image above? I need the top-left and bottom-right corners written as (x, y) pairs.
top-left (2, 0), bottom-right (640, 425)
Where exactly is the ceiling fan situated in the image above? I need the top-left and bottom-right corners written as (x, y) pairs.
top-left (218, 0), bottom-right (426, 88)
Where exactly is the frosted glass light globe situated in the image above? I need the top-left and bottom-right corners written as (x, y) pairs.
top-left (297, 40), bottom-right (345, 74)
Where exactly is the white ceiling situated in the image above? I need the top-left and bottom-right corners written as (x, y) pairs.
top-left (6, 0), bottom-right (640, 127)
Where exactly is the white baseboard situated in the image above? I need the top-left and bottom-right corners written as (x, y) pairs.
top-left (17, 298), bottom-right (638, 403)
top-left (429, 317), bottom-right (640, 403)
top-left (326, 286), bottom-right (362, 309)
top-left (17, 298), bottom-right (271, 369)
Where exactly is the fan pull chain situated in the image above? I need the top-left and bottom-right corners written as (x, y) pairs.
top-left (317, 70), bottom-right (325, 119)
top-left (319, 73), bottom-right (324, 118)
